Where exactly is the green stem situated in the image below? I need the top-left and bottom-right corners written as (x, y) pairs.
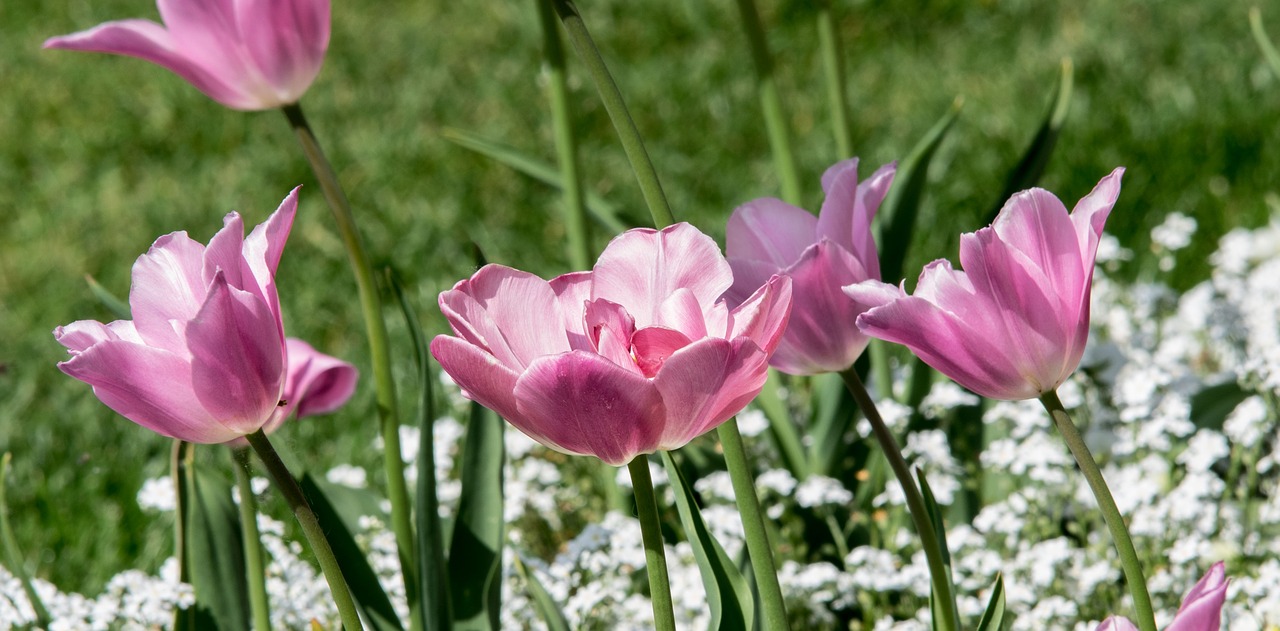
top-left (280, 102), bottom-right (419, 630)
top-left (171, 441), bottom-right (194, 630)
top-left (0, 454), bottom-right (51, 627)
top-left (733, 0), bottom-right (802, 205)
top-left (550, 0), bottom-right (675, 228)
top-left (245, 430), bottom-right (364, 630)
top-left (232, 448), bottom-right (272, 631)
top-left (838, 368), bottom-right (958, 631)
top-left (868, 340), bottom-right (895, 402)
top-left (627, 457), bottom-right (676, 631)
top-left (1039, 390), bottom-right (1156, 631)
top-left (717, 418), bottom-right (790, 630)
top-left (816, 0), bottom-right (853, 159)
top-left (536, 0), bottom-right (591, 270)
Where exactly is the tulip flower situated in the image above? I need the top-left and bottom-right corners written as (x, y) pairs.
top-left (1096, 562), bottom-right (1228, 631)
top-left (845, 168), bottom-right (1124, 401)
top-left (725, 158), bottom-right (896, 375)
top-left (44, 0), bottom-right (330, 111)
top-left (55, 189), bottom-right (305, 443)
top-left (431, 222), bottom-right (793, 466)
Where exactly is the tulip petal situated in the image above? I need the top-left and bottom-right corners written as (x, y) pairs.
top-left (186, 271), bottom-right (284, 435)
top-left (440, 265), bottom-right (570, 371)
top-left (989, 188), bottom-right (1083, 311)
top-left (726, 274), bottom-right (793, 357)
top-left (1071, 167), bottom-right (1125, 267)
top-left (430, 335), bottom-right (522, 425)
top-left (770, 242), bottom-right (873, 375)
top-left (653, 338), bottom-right (769, 449)
top-left (816, 157), bottom-right (861, 252)
top-left (1095, 617), bottom-right (1139, 631)
top-left (583, 299), bottom-right (640, 374)
top-left (725, 198), bottom-right (818, 270)
top-left (202, 212), bottom-right (247, 290)
top-left (58, 340), bottom-right (237, 443)
top-left (631, 327), bottom-right (694, 378)
top-left (655, 288), bottom-right (708, 339)
top-left (1168, 562), bottom-right (1227, 631)
top-left (243, 188), bottom-right (299, 285)
top-left (129, 231), bottom-right (208, 350)
top-left (592, 223), bottom-right (733, 328)
top-left (55, 320), bottom-right (141, 353)
top-left (238, 0), bottom-right (330, 101)
top-left (281, 338), bottom-right (358, 419)
top-left (550, 270), bottom-right (594, 350)
top-left (515, 351), bottom-right (666, 466)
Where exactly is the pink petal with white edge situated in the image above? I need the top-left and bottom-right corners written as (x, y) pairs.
top-left (592, 223), bottom-right (733, 328)
top-left (989, 188), bottom-right (1084, 310)
top-left (550, 271), bottom-right (593, 350)
top-left (1071, 168), bottom-right (1126, 267)
top-left (1094, 618), bottom-right (1139, 631)
top-left (55, 320), bottom-right (140, 353)
top-left (1168, 562), bottom-right (1227, 631)
top-left (440, 265), bottom-right (570, 371)
top-left (726, 275), bottom-right (792, 357)
top-left (652, 337), bottom-right (769, 449)
top-left (514, 351), bottom-right (666, 466)
top-left (186, 272), bottom-right (284, 436)
top-left (429, 335), bottom-right (523, 424)
top-left (726, 198), bottom-right (818, 270)
top-left (242, 188), bottom-right (300, 293)
top-left (816, 158), bottom-right (862, 253)
top-left (654, 288), bottom-right (708, 339)
top-left (202, 212), bottom-right (247, 290)
top-left (57, 340), bottom-right (236, 443)
top-left (128, 231), bottom-right (208, 351)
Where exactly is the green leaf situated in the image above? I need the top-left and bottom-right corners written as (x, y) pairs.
top-left (300, 474), bottom-right (405, 631)
top-left (388, 269), bottom-right (453, 630)
top-left (975, 574), bottom-right (1006, 631)
top-left (84, 274), bottom-right (131, 320)
top-left (0, 454), bottom-right (51, 628)
top-left (185, 455), bottom-right (250, 631)
top-left (983, 59), bottom-right (1074, 226)
top-left (808, 372), bottom-right (858, 477)
top-left (512, 553), bottom-right (570, 631)
top-left (661, 452), bottom-right (753, 631)
top-left (449, 403), bottom-right (505, 630)
top-left (441, 127), bottom-right (634, 233)
top-left (1252, 8), bottom-right (1280, 81)
top-left (753, 369), bottom-right (809, 479)
top-left (1190, 380), bottom-right (1253, 432)
top-left (876, 98), bottom-right (962, 286)
top-left (917, 467), bottom-right (959, 631)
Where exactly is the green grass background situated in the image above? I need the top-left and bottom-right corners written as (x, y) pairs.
top-left (1, 0), bottom-right (1277, 593)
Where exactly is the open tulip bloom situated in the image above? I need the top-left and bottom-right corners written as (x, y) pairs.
top-left (44, 0), bottom-right (330, 111)
top-left (431, 222), bottom-right (793, 467)
top-left (1096, 562), bottom-right (1228, 631)
top-left (845, 168), bottom-right (1124, 401)
top-left (726, 157), bottom-right (896, 375)
top-left (54, 188), bottom-right (333, 443)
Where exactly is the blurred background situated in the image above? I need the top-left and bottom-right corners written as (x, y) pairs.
top-left (1, 0), bottom-right (1277, 593)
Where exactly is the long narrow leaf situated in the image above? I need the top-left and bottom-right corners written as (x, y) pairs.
top-left (983, 59), bottom-right (1074, 225)
top-left (0, 454), bottom-right (50, 627)
top-left (512, 554), bottom-right (570, 631)
top-left (185, 456), bottom-right (250, 631)
top-left (1252, 8), bottom-right (1280, 81)
top-left (442, 127), bottom-right (632, 233)
top-left (448, 403), bottom-right (505, 630)
top-left (918, 468), bottom-right (959, 631)
top-left (172, 441), bottom-right (197, 631)
top-left (877, 98), bottom-right (962, 286)
top-left (388, 269), bottom-right (453, 631)
top-left (84, 274), bottom-right (131, 319)
top-left (661, 452), bottom-right (753, 631)
top-left (300, 474), bottom-right (404, 631)
top-left (975, 574), bottom-right (1006, 631)
top-left (808, 372), bottom-right (859, 477)
top-left (753, 369), bottom-right (809, 479)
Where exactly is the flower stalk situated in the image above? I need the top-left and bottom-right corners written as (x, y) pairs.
top-left (839, 368), bottom-right (959, 631)
top-left (627, 457), bottom-right (676, 631)
top-left (1040, 390), bottom-right (1156, 631)
top-left (733, 0), bottom-right (802, 205)
top-left (244, 429), bottom-right (363, 631)
top-left (281, 102), bottom-right (419, 629)
top-left (231, 447), bottom-right (272, 631)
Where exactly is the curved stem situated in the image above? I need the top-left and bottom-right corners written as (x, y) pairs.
top-left (733, 0), bottom-right (802, 205)
top-left (717, 418), bottom-right (790, 629)
top-left (627, 457), bottom-right (676, 631)
top-left (231, 447), bottom-right (272, 631)
top-left (550, 0), bottom-right (675, 228)
top-left (280, 102), bottom-right (419, 630)
top-left (839, 368), bottom-right (958, 631)
top-left (245, 430), bottom-right (363, 630)
top-left (1040, 390), bottom-right (1156, 631)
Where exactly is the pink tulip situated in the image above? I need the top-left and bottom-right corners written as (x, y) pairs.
top-left (1096, 562), bottom-right (1228, 631)
top-left (725, 158), bottom-right (896, 375)
top-left (844, 168), bottom-right (1124, 401)
top-left (430, 223), bottom-right (793, 466)
top-left (44, 0), bottom-right (329, 111)
top-left (56, 189), bottom-right (308, 443)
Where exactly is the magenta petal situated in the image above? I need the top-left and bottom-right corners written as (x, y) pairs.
top-left (725, 198), bottom-right (818, 271)
top-left (185, 272), bottom-right (284, 435)
top-left (281, 338), bottom-right (357, 419)
top-left (243, 188), bottom-right (300, 287)
top-left (57, 341), bottom-right (237, 443)
top-left (1168, 562), bottom-right (1227, 631)
top-left (128, 231), bottom-right (208, 350)
top-left (769, 243), bottom-right (872, 374)
top-left (592, 223), bottom-right (733, 327)
top-left (652, 338), bottom-right (769, 449)
top-left (1095, 617), bottom-right (1139, 631)
top-left (631, 327), bottom-right (694, 377)
top-left (583, 298), bottom-right (639, 373)
top-left (238, 0), bottom-right (330, 101)
top-left (514, 351), bottom-right (666, 466)
top-left (430, 335), bottom-right (523, 424)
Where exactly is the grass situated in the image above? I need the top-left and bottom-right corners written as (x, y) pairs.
top-left (1, 0), bottom-right (1278, 593)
